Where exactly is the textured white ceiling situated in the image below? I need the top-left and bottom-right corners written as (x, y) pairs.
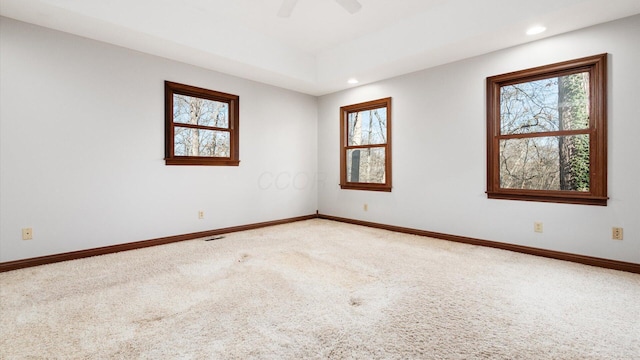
top-left (1, 0), bottom-right (639, 95)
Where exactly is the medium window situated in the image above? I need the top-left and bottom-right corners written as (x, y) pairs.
top-left (340, 97), bottom-right (392, 192)
top-left (165, 81), bottom-right (239, 166)
top-left (486, 54), bottom-right (607, 205)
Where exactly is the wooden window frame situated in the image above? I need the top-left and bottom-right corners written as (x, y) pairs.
top-left (165, 81), bottom-right (240, 166)
top-left (486, 54), bottom-right (607, 206)
top-left (340, 97), bottom-right (392, 192)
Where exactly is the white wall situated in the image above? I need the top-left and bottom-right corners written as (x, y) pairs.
top-left (0, 17), bottom-right (318, 262)
top-left (317, 15), bottom-right (640, 264)
top-left (2, 15), bottom-right (639, 265)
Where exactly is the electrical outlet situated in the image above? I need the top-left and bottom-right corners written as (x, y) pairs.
top-left (534, 222), bottom-right (543, 233)
top-left (198, 211), bottom-right (204, 219)
top-left (22, 228), bottom-right (33, 240)
top-left (612, 227), bottom-right (623, 240)
top-left (363, 204), bottom-right (368, 211)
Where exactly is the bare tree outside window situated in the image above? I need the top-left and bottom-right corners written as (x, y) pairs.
top-left (346, 108), bottom-right (387, 183)
top-left (499, 73), bottom-right (590, 191)
top-left (173, 94), bottom-right (230, 157)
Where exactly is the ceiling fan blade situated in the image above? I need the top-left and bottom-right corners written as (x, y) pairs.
top-left (335, 0), bottom-right (362, 14)
top-left (277, 0), bottom-right (299, 18)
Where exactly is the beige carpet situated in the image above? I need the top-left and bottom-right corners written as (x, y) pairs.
top-left (1, 219), bottom-right (639, 359)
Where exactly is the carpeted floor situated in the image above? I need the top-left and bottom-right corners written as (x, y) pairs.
top-left (1, 219), bottom-right (639, 359)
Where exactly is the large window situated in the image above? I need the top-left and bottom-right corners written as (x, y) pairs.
top-left (340, 97), bottom-right (392, 192)
top-left (165, 81), bottom-right (239, 166)
top-left (486, 54), bottom-right (607, 205)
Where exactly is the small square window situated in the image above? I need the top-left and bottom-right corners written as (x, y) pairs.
top-left (165, 81), bottom-right (239, 166)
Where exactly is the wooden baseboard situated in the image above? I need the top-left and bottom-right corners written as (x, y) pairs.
top-left (0, 214), bottom-right (317, 272)
top-left (318, 214), bottom-right (640, 274)
top-left (4, 213), bottom-right (637, 274)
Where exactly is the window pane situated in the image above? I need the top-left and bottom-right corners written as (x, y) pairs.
top-left (173, 94), bottom-right (229, 128)
top-left (500, 135), bottom-right (589, 191)
top-left (347, 108), bottom-right (387, 146)
top-left (500, 72), bottom-right (590, 135)
top-left (174, 127), bottom-right (230, 157)
top-left (346, 147), bottom-right (386, 183)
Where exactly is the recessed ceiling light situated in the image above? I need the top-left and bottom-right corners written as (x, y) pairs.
top-left (347, 78), bottom-right (359, 84)
top-left (526, 25), bottom-right (546, 35)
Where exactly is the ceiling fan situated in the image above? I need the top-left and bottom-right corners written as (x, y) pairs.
top-left (277, 0), bottom-right (362, 18)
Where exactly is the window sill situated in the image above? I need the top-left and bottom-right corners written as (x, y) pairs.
top-left (487, 191), bottom-right (608, 206)
top-left (165, 158), bottom-right (240, 166)
top-left (340, 183), bottom-right (392, 192)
